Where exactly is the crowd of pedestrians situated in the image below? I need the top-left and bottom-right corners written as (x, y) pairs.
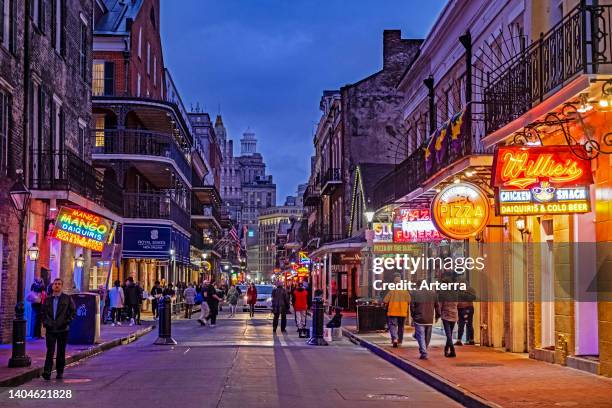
top-left (383, 273), bottom-right (476, 360)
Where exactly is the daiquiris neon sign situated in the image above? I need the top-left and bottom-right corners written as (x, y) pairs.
top-left (52, 207), bottom-right (115, 251)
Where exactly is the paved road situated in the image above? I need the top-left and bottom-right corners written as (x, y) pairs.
top-left (0, 310), bottom-right (460, 408)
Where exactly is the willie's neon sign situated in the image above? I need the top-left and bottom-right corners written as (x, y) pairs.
top-left (492, 146), bottom-right (592, 190)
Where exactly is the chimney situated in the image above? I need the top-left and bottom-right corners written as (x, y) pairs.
top-left (383, 30), bottom-right (402, 70)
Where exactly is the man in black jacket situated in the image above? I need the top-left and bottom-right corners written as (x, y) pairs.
top-left (123, 277), bottom-right (140, 326)
top-left (410, 288), bottom-right (440, 360)
top-left (41, 278), bottom-right (76, 380)
top-left (271, 283), bottom-right (290, 333)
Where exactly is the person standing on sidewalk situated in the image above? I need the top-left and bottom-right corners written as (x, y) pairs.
top-left (108, 280), bottom-right (124, 326)
top-left (456, 284), bottom-right (476, 345)
top-left (197, 280), bottom-right (210, 326)
top-left (124, 277), bottom-right (139, 326)
top-left (438, 275), bottom-right (459, 358)
top-left (410, 288), bottom-right (440, 360)
top-left (383, 274), bottom-right (410, 348)
top-left (292, 282), bottom-right (308, 337)
top-left (41, 278), bottom-right (76, 380)
top-left (183, 283), bottom-right (196, 319)
top-left (271, 282), bottom-right (290, 334)
top-left (226, 285), bottom-right (239, 317)
top-left (151, 281), bottom-right (163, 320)
top-left (246, 283), bottom-right (257, 317)
top-left (205, 279), bottom-right (223, 327)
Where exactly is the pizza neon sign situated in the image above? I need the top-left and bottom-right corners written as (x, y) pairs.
top-left (431, 183), bottom-right (490, 240)
top-left (492, 146), bottom-right (593, 215)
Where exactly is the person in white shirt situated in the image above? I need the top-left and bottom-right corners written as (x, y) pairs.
top-left (108, 280), bottom-right (125, 326)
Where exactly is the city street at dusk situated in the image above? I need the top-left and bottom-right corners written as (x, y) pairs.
top-left (1, 0), bottom-right (612, 407)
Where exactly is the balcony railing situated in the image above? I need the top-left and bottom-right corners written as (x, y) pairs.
top-left (485, 4), bottom-right (612, 134)
top-left (91, 129), bottom-right (192, 181)
top-left (29, 150), bottom-right (123, 215)
top-left (191, 200), bottom-right (222, 225)
top-left (303, 183), bottom-right (321, 205)
top-left (123, 191), bottom-right (190, 232)
top-left (321, 167), bottom-right (342, 194)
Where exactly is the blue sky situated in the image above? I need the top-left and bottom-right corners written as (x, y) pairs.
top-left (161, 0), bottom-right (446, 203)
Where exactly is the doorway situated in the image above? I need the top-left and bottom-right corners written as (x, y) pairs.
top-left (540, 219), bottom-right (555, 349)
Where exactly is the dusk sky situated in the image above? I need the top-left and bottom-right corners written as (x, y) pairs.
top-left (161, 1), bottom-right (446, 202)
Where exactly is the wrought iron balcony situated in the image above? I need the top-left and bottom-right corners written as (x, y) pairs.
top-left (91, 129), bottom-right (192, 181)
top-left (29, 150), bottom-right (123, 215)
top-left (372, 147), bottom-right (425, 210)
top-left (321, 167), bottom-right (342, 195)
top-left (123, 191), bottom-right (190, 232)
top-left (191, 199), bottom-right (222, 230)
top-left (485, 4), bottom-right (612, 134)
top-left (303, 183), bottom-right (321, 206)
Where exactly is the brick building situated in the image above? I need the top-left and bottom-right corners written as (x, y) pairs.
top-left (0, 0), bottom-right (124, 342)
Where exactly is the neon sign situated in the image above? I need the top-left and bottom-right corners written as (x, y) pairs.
top-left (373, 222), bottom-right (393, 243)
top-left (492, 146), bottom-right (593, 215)
top-left (431, 183), bottom-right (490, 240)
top-left (51, 207), bottom-right (114, 251)
top-left (392, 209), bottom-right (442, 242)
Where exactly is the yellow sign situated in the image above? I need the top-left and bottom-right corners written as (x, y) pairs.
top-left (431, 182), bottom-right (490, 240)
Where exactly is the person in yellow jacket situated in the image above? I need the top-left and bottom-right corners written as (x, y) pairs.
top-left (383, 274), bottom-right (410, 348)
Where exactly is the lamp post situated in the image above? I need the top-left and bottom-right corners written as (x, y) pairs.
top-left (8, 175), bottom-right (32, 368)
top-left (364, 210), bottom-right (375, 299)
top-left (169, 248), bottom-right (176, 283)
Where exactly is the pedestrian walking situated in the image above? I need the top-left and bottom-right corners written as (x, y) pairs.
top-left (197, 280), bottom-right (210, 326)
top-left (439, 294), bottom-right (458, 357)
top-left (271, 282), bottom-right (290, 334)
top-left (383, 274), bottom-right (410, 348)
top-left (108, 280), bottom-right (124, 326)
top-left (183, 283), bottom-right (196, 319)
top-left (124, 277), bottom-right (140, 326)
top-left (226, 285), bottom-right (239, 317)
top-left (456, 284), bottom-right (476, 345)
top-left (246, 283), bottom-right (257, 317)
top-left (135, 282), bottom-right (144, 324)
top-left (410, 288), bottom-right (440, 360)
top-left (292, 283), bottom-right (308, 337)
top-left (151, 281), bottom-right (163, 320)
top-left (205, 279), bottom-right (223, 327)
top-left (41, 278), bottom-right (76, 380)
top-left (27, 275), bottom-right (46, 339)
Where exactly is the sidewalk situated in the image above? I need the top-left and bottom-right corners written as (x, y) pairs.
top-left (0, 321), bottom-right (154, 387)
top-left (342, 316), bottom-right (612, 408)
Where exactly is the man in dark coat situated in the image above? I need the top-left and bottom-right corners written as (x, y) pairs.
top-left (410, 288), bottom-right (440, 360)
top-left (41, 278), bottom-right (76, 380)
top-left (271, 283), bottom-right (290, 333)
top-left (123, 277), bottom-right (140, 326)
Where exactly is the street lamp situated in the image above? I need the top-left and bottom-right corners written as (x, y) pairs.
top-left (169, 248), bottom-right (176, 283)
top-left (364, 210), bottom-right (375, 224)
top-left (27, 243), bottom-right (39, 262)
top-left (515, 216), bottom-right (530, 240)
top-left (75, 254), bottom-right (85, 268)
top-left (8, 174), bottom-right (32, 368)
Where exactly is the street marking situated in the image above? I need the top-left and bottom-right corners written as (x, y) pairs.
top-left (183, 347), bottom-right (191, 355)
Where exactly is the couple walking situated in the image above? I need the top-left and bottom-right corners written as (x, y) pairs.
top-left (197, 278), bottom-right (223, 327)
top-left (270, 282), bottom-right (308, 334)
top-left (384, 274), bottom-right (474, 360)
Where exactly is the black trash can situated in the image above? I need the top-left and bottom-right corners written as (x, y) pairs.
top-left (356, 300), bottom-right (387, 333)
top-left (68, 293), bottom-right (101, 345)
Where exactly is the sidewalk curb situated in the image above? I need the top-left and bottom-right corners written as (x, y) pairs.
top-left (342, 328), bottom-right (501, 408)
top-left (0, 325), bottom-right (155, 388)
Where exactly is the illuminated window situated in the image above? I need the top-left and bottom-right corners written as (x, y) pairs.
top-left (94, 115), bottom-right (105, 147)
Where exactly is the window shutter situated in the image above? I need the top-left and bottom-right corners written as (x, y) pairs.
top-left (104, 61), bottom-right (114, 96)
top-left (51, 0), bottom-right (55, 49)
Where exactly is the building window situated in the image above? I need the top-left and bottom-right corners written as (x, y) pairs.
top-left (78, 120), bottom-right (86, 159)
top-left (146, 42), bottom-right (150, 75)
top-left (0, 89), bottom-right (9, 175)
top-left (92, 61), bottom-right (114, 96)
top-left (94, 115), bottom-right (105, 146)
top-left (137, 73), bottom-right (141, 97)
top-left (137, 27), bottom-right (142, 59)
top-left (50, 0), bottom-right (63, 53)
top-left (79, 20), bottom-right (87, 80)
top-left (153, 56), bottom-right (157, 86)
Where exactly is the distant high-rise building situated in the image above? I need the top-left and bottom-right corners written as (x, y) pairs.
top-left (217, 116), bottom-right (243, 227)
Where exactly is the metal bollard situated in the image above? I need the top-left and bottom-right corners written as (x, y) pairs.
top-left (154, 295), bottom-right (177, 345)
top-left (307, 296), bottom-right (328, 346)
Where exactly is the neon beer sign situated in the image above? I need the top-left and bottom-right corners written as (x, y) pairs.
top-left (52, 207), bottom-right (115, 251)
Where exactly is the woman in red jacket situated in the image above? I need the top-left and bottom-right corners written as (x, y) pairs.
top-left (292, 283), bottom-right (309, 337)
top-left (246, 283), bottom-right (257, 317)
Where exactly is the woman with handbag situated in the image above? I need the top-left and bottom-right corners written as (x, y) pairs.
top-left (28, 276), bottom-right (46, 339)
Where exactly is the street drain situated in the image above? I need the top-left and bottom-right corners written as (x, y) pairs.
top-left (366, 394), bottom-right (411, 401)
top-left (454, 363), bottom-right (502, 367)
